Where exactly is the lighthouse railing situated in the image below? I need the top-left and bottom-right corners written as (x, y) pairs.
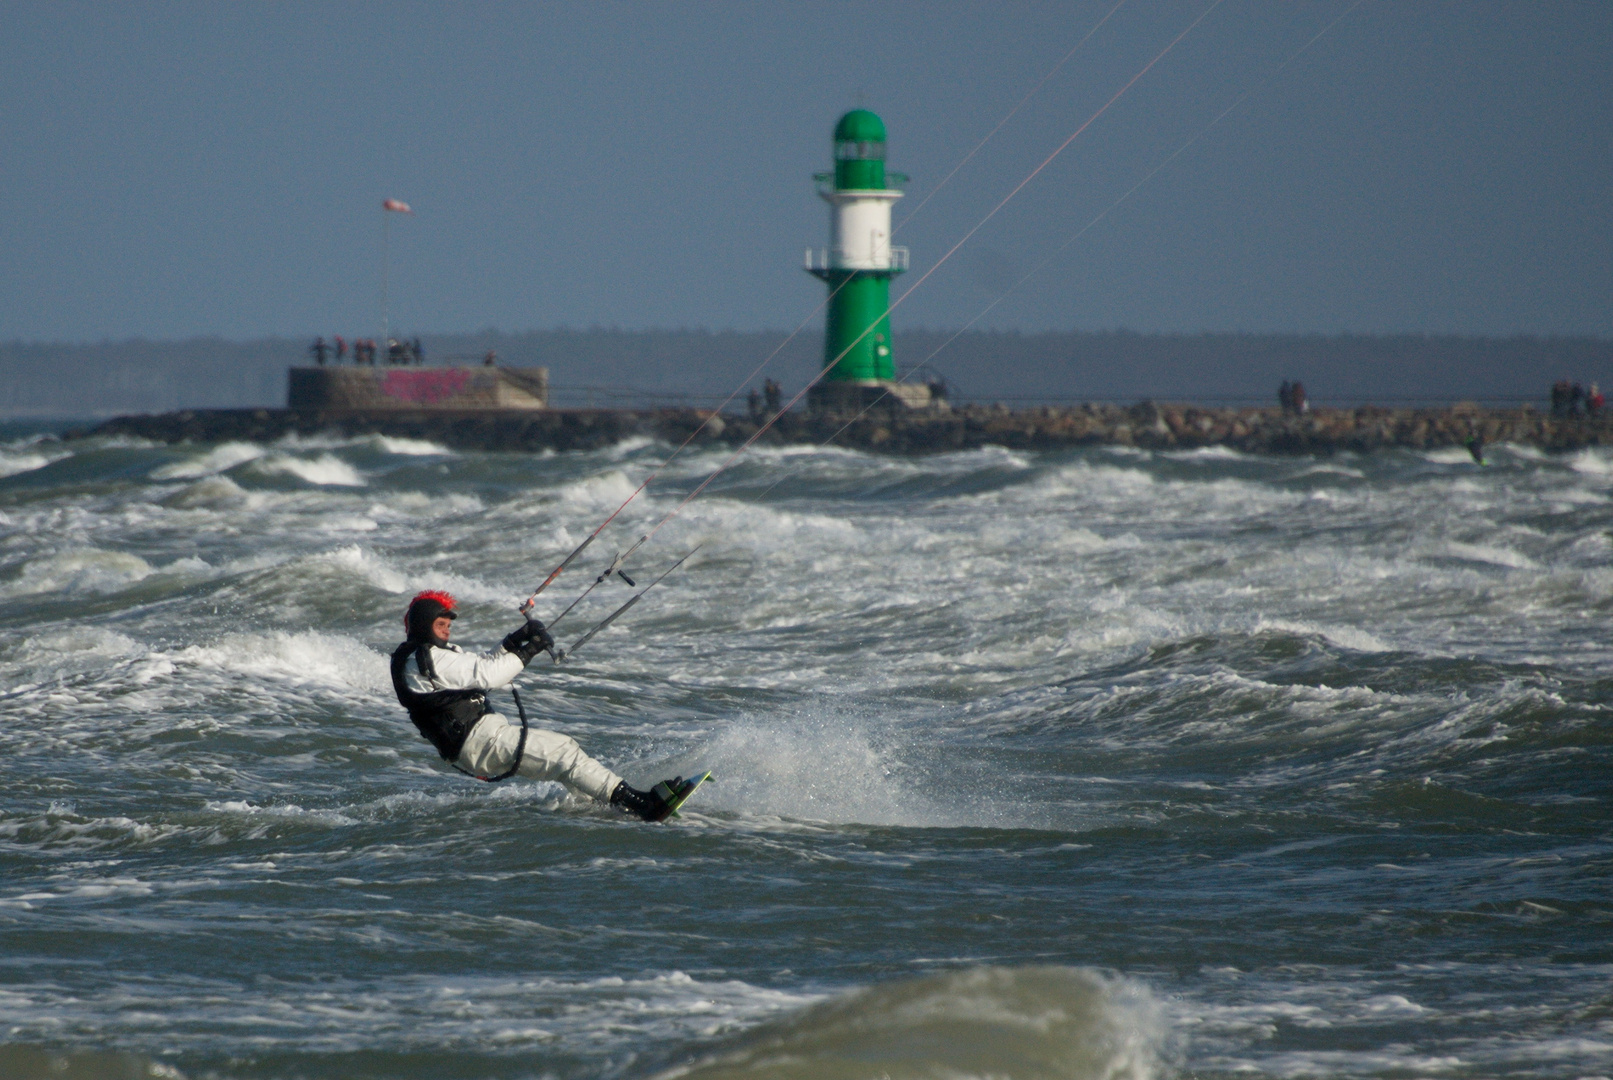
top-left (804, 247), bottom-right (910, 273)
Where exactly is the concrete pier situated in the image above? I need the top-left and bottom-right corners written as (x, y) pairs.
top-left (286, 366), bottom-right (548, 411)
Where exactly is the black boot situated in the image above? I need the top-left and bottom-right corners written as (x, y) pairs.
top-left (609, 778), bottom-right (685, 822)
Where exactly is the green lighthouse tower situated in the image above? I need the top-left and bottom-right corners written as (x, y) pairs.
top-left (806, 110), bottom-right (933, 413)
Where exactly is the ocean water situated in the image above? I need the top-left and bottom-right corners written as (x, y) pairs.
top-left (1, 422), bottom-right (1609, 1080)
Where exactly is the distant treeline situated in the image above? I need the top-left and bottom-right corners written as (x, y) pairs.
top-left (2, 329), bottom-right (1609, 415)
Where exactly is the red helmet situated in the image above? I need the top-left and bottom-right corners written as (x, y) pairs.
top-left (404, 590), bottom-right (457, 640)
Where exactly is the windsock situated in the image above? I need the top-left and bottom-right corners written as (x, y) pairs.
top-left (382, 199), bottom-right (413, 213)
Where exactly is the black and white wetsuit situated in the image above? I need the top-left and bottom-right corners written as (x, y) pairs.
top-left (391, 638), bottom-right (622, 802)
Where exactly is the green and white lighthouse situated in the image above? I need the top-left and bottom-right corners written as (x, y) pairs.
top-left (806, 109), bottom-right (935, 413)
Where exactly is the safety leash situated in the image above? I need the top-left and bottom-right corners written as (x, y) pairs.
top-left (453, 685), bottom-right (529, 783)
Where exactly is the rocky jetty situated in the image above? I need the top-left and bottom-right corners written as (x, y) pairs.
top-left (75, 402), bottom-right (1613, 455)
top-left (756, 402), bottom-right (1613, 454)
top-left (80, 407), bottom-right (702, 454)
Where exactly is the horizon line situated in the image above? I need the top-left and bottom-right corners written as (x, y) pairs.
top-left (4, 327), bottom-right (1612, 349)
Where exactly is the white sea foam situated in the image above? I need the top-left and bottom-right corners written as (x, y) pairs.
top-left (264, 543), bottom-right (519, 610)
top-left (158, 473), bottom-right (256, 509)
top-left (0, 548), bottom-right (156, 597)
top-left (556, 467), bottom-right (640, 510)
top-left (1433, 539), bottom-right (1538, 570)
top-left (1171, 965), bottom-right (1613, 1078)
top-left (203, 799), bottom-right (361, 827)
top-left (170, 630), bottom-right (390, 693)
top-left (10, 624), bottom-right (146, 664)
top-left (373, 435), bottom-right (453, 456)
top-left (738, 442), bottom-right (870, 462)
top-left (603, 434), bottom-right (658, 459)
top-left (1498, 441), bottom-right (1547, 460)
top-left (150, 441), bottom-right (265, 479)
top-left (1287, 461), bottom-right (1366, 479)
top-left (1567, 447), bottom-right (1613, 475)
top-left (681, 497), bottom-right (863, 553)
top-left (274, 431), bottom-right (453, 456)
top-left (318, 544), bottom-right (411, 593)
top-left (673, 708), bottom-right (1048, 830)
top-left (1252, 618), bottom-right (1394, 653)
top-left (1421, 446), bottom-right (1481, 465)
top-left (253, 452), bottom-right (367, 486)
top-left (313, 514), bottom-right (379, 533)
top-left (0, 445), bottom-right (71, 478)
top-left (0, 809), bottom-right (203, 854)
top-left (1167, 445), bottom-right (1247, 460)
top-left (687, 711), bottom-right (921, 826)
top-left (0, 968), bottom-right (819, 1059)
top-left (3, 874), bottom-right (166, 906)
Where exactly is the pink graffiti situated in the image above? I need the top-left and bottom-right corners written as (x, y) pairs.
top-left (381, 369), bottom-right (472, 404)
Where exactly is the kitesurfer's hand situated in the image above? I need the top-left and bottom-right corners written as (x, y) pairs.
top-left (502, 618), bottom-right (554, 663)
top-left (525, 618), bottom-right (555, 654)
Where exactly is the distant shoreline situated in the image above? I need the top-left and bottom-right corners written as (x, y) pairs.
top-left (7, 329), bottom-right (1611, 416)
top-left (71, 403), bottom-right (1613, 455)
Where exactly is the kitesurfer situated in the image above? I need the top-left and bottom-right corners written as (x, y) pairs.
top-left (390, 590), bottom-right (692, 821)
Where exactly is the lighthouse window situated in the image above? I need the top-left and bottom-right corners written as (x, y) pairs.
top-left (835, 140), bottom-right (886, 161)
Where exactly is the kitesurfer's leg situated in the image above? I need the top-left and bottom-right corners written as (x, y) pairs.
top-left (514, 727), bottom-right (623, 802)
top-left (456, 713), bottom-right (622, 802)
top-left (455, 713), bottom-right (685, 821)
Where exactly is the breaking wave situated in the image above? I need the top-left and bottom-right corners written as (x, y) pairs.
top-left (653, 966), bottom-right (1165, 1080)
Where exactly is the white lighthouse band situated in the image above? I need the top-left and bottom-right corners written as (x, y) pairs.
top-left (820, 187), bottom-right (907, 272)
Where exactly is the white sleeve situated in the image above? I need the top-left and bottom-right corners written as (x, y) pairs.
top-left (425, 643), bottom-right (526, 691)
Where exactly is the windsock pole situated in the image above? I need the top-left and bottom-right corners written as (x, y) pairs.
top-left (381, 210), bottom-right (389, 350)
top-left (381, 199), bottom-right (413, 359)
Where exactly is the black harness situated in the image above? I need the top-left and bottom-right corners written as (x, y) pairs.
top-left (388, 641), bottom-right (528, 782)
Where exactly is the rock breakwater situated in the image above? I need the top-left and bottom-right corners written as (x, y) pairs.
top-left (75, 402), bottom-right (1612, 455)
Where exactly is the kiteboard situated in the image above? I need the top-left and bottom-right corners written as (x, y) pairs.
top-left (652, 771), bottom-right (712, 821)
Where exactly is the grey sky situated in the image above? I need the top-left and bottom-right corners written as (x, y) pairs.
top-left (2, 1), bottom-right (1608, 342)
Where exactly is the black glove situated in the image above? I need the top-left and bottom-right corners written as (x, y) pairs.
top-left (502, 618), bottom-right (555, 664)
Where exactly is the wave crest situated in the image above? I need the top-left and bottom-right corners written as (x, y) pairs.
top-left (655, 965), bottom-right (1165, 1080)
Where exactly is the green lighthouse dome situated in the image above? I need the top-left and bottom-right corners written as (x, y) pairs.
top-left (833, 108), bottom-right (887, 144)
top-left (833, 109), bottom-right (888, 190)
